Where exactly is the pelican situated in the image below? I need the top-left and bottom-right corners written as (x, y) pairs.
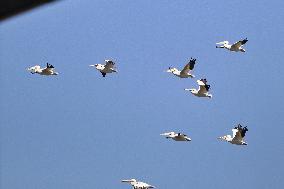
top-left (121, 179), bottom-right (155, 189)
top-left (27, 63), bottom-right (58, 75)
top-left (216, 38), bottom-right (248, 52)
top-left (218, 124), bottom-right (248, 145)
top-left (184, 78), bottom-right (212, 98)
top-left (89, 59), bottom-right (117, 77)
top-left (166, 57), bottom-right (196, 78)
top-left (160, 131), bottom-right (191, 141)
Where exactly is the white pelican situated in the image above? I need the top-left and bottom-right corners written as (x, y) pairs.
top-left (89, 59), bottom-right (117, 77)
top-left (184, 78), bottom-right (212, 98)
top-left (27, 63), bottom-right (58, 75)
top-left (121, 179), bottom-right (155, 189)
top-left (160, 132), bottom-right (191, 141)
top-left (216, 38), bottom-right (248, 52)
top-left (218, 124), bottom-right (248, 145)
top-left (166, 57), bottom-right (196, 78)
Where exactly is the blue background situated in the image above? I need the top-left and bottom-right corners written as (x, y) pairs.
top-left (1, 1), bottom-right (283, 188)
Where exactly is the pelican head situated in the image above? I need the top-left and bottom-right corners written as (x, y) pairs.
top-left (184, 88), bottom-right (197, 94)
top-left (160, 132), bottom-right (174, 136)
top-left (27, 65), bottom-right (41, 74)
top-left (218, 135), bottom-right (232, 142)
top-left (89, 64), bottom-right (100, 69)
top-left (166, 67), bottom-right (177, 73)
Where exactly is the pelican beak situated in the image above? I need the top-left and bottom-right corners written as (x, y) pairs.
top-left (166, 67), bottom-right (173, 72)
top-left (27, 67), bottom-right (35, 73)
top-left (184, 89), bottom-right (192, 92)
top-left (121, 179), bottom-right (134, 183)
top-left (160, 132), bottom-right (170, 136)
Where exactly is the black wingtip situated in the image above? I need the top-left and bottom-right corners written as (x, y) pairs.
top-left (242, 38), bottom-right (248, 44)
top-left (205, 84), bottom-right (210, 91)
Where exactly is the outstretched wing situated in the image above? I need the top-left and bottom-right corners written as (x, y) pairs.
top-left (46, 63), bottom-right (54, 68)
top-left (232, 128), bottom-right (243, 142)
top-left (197, 79), bottom-right (210, 93)
top-left (41, 63), bottom-right (56, 74)
top-left (180, 58), bottom-right (196, 75)
top-left (231, 38), bottom-right (248, 49)
top-left (104, 60), bottom-right (115, 69)
top-left (198, 85), bottom-right (207, 94)
top-left (177, 133), bottom-right (187, 137)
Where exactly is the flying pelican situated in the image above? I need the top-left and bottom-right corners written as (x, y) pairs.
top-left (166, 57), bottom-right (196, 78)
top-left (184, 78), bottom-right (212, 98)
top-left (218, 124), bottom-right (248, 145)
top-left (27, 63), bottom-right (58, 75)
top-left (89, 59), bottom-right (117, 77)
top-left (160, 132), bottom-right (191, 141)
top-left (121, 179), bottom-right (155, 189)
top-left (216, 38), bottom-right (248, 52)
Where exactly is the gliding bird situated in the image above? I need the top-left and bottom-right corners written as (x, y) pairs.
top-left (121, 179), bottom-right (155, 189)
top-left (216, 38), bottom-right (248, 52)
top-left (184, 78), bottom-right (212, 98)
top-left (89, 59), bottom-right (117, 77)
top-left (160, 131), bottom-right (191, 141)
top-left (27, 63), bottom-right (58, 75)
top-left (166, 57), bottom-right (196, 78)
top-left (218, 124), bottom-right (248, 145)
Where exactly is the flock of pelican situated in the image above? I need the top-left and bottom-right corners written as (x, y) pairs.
top-left (27, 38), bottom-right (249, 188)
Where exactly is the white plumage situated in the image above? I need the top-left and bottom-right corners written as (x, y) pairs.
top-left (218, 124), bottom-right (248, 145)
top-left (122, 179), bottom-right (155, 189)
top-left (184, 78), bottom-right (212, 98)
top-left (89, 59), bottom-right (117, 77)
top-left (166, 58), bottom-right (196, 78)
top-left (160, 131), bottom-right (191, 141)
top-left (27, 63), bottom-right (58, 76)
top-left (216, 38), bottom-right (248, 52)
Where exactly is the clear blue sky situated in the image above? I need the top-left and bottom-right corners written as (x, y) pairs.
top-left (1, 1), bottom-right (284, 189)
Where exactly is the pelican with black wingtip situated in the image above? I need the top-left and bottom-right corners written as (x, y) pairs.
top-left (216, 38), bottom-right (248, 52)
top-left (27, 63), bottom-right (58, 76)
top-left (160, 131), bottom-right (191, 141)
top-left (122, 179), bottom-right (155, 189)
top-left (218, 124), bottom-right (248, 145)
top-left (89, 59), bottom-right (117, 77)
top-left (185, 78), bottom-right (212, 98)
top-left (166, 57), bottom-right (197, 78)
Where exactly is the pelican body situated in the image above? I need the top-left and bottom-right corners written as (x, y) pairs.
top-left (27, 63), bottom-right (58, 76)
top-left (160, 132), bottom-right (191, 141)
top-left (216, 38), bottom-right (248, 52)
top-left (185, 78), bottom-right (212, 98)
top-left (218, 124), bottom-right (248, 145)
top-left (122, 179), bottom-right (155, 189)
top-left (89, 59), bottom-right (117, 77)
top-left (167, 58), bottom-right (196, 78)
